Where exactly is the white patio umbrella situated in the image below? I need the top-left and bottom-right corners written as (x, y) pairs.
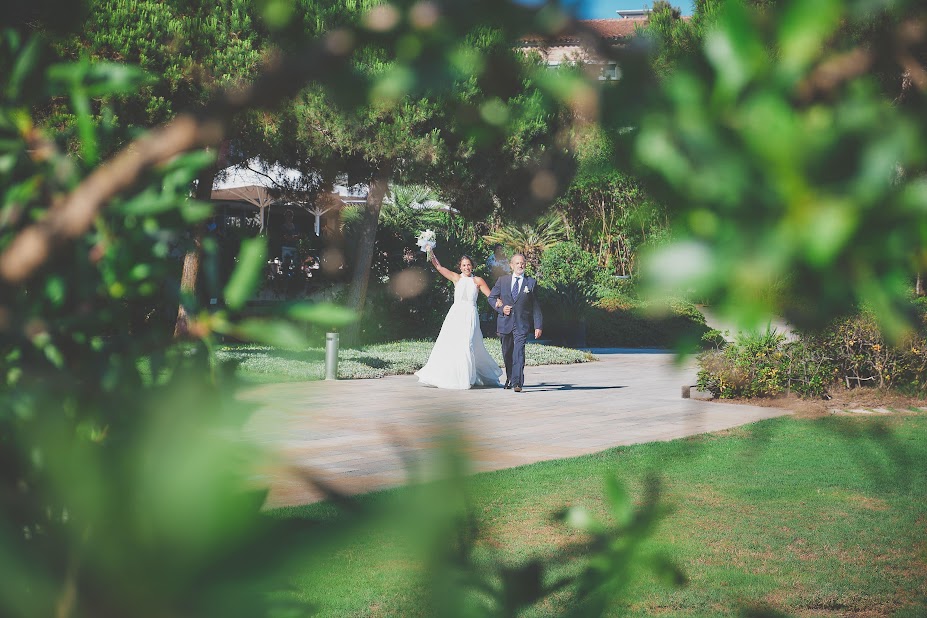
top-left (213, 158), bottom-right (366, 235)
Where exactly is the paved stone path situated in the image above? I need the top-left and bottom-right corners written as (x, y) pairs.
top-left (242, 349), bottom-right (789, 507)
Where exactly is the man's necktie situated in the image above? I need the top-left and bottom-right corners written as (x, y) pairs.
top-left (512, 277), bottom-right (520, 299)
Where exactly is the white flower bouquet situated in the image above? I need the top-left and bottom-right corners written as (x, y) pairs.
top-left (416, 229), bottom-right (437, 254)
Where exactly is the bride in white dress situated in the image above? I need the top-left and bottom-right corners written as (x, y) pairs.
top-left (415, 252), bottom-right (504, 389)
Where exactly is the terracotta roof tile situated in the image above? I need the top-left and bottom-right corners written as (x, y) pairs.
top-left (520, 18), bottom-right (644, 45)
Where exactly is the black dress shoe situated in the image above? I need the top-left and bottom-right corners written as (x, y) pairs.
top-left (513, 385), bottom-right (522, 392)
top-left (503, 382), bottom-right (511, 389)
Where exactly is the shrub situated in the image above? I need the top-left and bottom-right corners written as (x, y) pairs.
top-left (779, 335), bottom-right (840, 398)
top-left (815, 310), bottom-right (927, 392)
top-left (538, 241), bottom-right (598, 287)
top-left (535, 245), bottom-right (710, 349)
top-left (696, 328), bottom-right (788, 398)
top-left (592, 259), bottom-right (636, 298)
top-left (696, 305), bottom-right (927, 399)
top-left (538, 281), bottom-right (598, 346)
top-left (355, 281), bottom-right (449, 344)
top-left (0, 32), bottom-right (354, 617)
top-left (532, 242), bottom-right (599, 346)
top-left (585, 297), bottom-right (710, 348)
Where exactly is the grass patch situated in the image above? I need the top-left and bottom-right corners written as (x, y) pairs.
top-left (271, 413), bottom-right (927, 617)
top-left (217, 339), bottom-right (594, 383)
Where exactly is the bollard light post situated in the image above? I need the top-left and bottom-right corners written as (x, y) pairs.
top-left (325, 332), bottom-right (339, 380)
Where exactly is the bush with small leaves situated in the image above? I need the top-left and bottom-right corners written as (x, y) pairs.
top-left (697, 328), bottom-right (788, 398)
top-left (698, 304), bottom-right (927, 399)
top-left (587, 297), bottom-right (709, 348)
top-left (814, 309), bottom-right (927, 393)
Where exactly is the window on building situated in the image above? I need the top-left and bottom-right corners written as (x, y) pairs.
top-left (599, 62), bottom-right (620, 81)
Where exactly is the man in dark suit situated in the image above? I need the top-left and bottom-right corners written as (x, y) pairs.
top-left (487, 253), bottom-right (543, 392)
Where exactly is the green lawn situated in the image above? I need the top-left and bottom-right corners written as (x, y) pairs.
top-left (271, 413), bottom-right (927, 617)
top-left (217, 339), bottom-right (594, 382)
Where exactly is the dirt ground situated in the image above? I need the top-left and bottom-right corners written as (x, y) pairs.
top-left (715, 388), bottom-right (927, 419)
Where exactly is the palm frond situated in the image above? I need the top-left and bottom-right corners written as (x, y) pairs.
top-left (482, 213), bottom-right (567, 268)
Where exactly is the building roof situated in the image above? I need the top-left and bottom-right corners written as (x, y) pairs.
top-left (211, 185), bottom-right (275, 204)
top-left (616, 9), bottom-right (652, 19)
top-left (212, 158), bottom-right (368, 207)
top-left (520, 19), bottom-right (644, 46)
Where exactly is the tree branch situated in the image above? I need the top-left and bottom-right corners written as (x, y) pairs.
top-left (0, 37), bottom-right (355, 285)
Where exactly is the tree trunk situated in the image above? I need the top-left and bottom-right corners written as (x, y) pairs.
top-left (917, 272), bottom-right (925, 297)
top-left (343, 168), bottom-right (390, 344)
top-left (173, 167), bottom-right (217, 338)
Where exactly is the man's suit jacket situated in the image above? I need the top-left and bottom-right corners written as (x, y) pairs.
top-left (488, 274), bottom-right (543, 335)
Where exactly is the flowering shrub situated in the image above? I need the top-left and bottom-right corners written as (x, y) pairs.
top-left (817, 310), bottom-right (927, 392)
top-left (778, 336), bottom-right (841, 398)
top-left (697, 328), bottom-right (787, 398)
top-left (697, 306), bottom-right (927, 399)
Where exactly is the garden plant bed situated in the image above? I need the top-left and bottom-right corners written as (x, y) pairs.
top-left (715, 388), bottom-right (927, 420)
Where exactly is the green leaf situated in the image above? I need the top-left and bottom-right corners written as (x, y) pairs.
top-left (130, 264), bottom-right (153, 281)
top-left (181, 199), bottom-right (213, 223)
top-left (604, 476), bottom-right (632, 527)
top-left (162, 150), bottom-right (216, 190)
top-left (259, 0), bottom-right (296, 29)
top-left (83, 62), bottom-right (154, 96)
top-left (44, 344), bottom-right (65, 369)
top-left (227, 318), bottom-right (309, 350)
top-left (119, 188), bottom-right (183, 216)
top-left (778, 0), bottom-right (843, 82)
top-left (370, 66), bottom-right (415, 105)
top-left (703, 0), bottom-right (765, 100)
top-left (0, 137), bottom-right (25, 152)
top-left (901, 178), bottom-right (927, 213)
top-left (71, 83), bottom-right (98, 167)
top-left (285, 302), bottom-right (356, 327)
top-left (3, 178), bottom-right (40, 216)
top-left (45, 276), bottom-right (66, 306)
top-left (223, 237), bottom-right (267, 310)
top-left (47, 60), bottom-right (151, 101)
top-left (0, 154), bottom-right (16, 175)
top-left (8, 35), bottom-right (41, 100)
top-left (46, 62), bottom-right (83, 95)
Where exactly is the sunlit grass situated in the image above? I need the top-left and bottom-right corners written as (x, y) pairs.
top-left (217, 339), bottom-right (594, 382)
top-left (276, 413), bottom-right (927, 617)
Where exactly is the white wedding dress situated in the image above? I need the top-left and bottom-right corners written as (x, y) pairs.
top-left (415, 276), bottom-right (503, 389)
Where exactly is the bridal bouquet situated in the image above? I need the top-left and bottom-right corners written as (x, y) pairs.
top-left (416, 229), bottom-right (436, 254)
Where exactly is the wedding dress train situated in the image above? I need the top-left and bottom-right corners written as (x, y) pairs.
top-left (415, 276), bottom-right (503, 389)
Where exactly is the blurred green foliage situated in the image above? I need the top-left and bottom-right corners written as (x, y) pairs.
top-left (0, 1), bottom-right (676, 615)
top-left (0, 28), bottom-right (327, 617)
top-left (6, 0), bottom-right (927, 614)
top-left (620, 0), bottom-right (927, 338)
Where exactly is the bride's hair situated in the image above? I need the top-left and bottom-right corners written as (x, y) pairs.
top-left (458, 255), bottom-right (473, 268)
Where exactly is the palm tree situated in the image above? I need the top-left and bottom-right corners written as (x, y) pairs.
top-left (385, 184), bottom-right (437, 210)
top-left (482, 213), bottom-right (567, 271)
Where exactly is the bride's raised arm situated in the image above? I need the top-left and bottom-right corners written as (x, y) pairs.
top-left (430, 251), bottom-right (459, 282)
